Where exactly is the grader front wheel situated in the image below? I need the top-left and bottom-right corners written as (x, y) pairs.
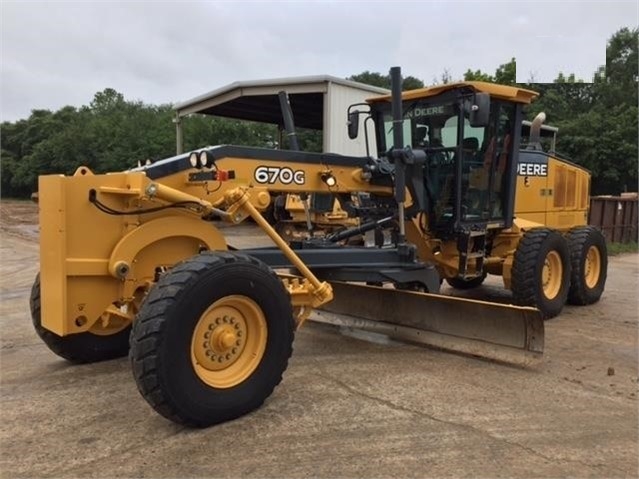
top-left (129, 252), bottom-right (295, 427)
top-left (29, 273), bottom-right (133, 363)
top-left (511, 228), bottom-right (571, 319)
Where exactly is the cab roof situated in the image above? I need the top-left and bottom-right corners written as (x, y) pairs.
top-left (368, 81), bottom-right (539, 105)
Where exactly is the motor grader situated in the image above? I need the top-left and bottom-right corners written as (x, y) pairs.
top-left (31, 67), bottom-right (606, 428)
top-left (342, 100), bottom-right (606, 317)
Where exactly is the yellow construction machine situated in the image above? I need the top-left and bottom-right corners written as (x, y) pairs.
top-left (346, 84), bottom-right (606, 317)
top-left (31, 67), bottom-right (606, 427)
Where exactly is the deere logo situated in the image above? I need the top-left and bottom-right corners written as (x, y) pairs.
top-left (518, 162), bottom-right (548, 177)
top-left (405, 106), bottom-right (447, 119)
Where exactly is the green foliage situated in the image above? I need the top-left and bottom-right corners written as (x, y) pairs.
top-left (494, 58), bottom-right (517, 85)
top-left (0, 90), bottom-right (279, 197)
top-left (464, 58), bottom-right (517, 85)
top-left (525, 27), bottom-right (638, 195)
top-left (348, 71), bottom-right (388, 88)
top-left (463, 68), bottom-right (494, 82)
top-left (348, 71), bottom-right (424, 90)
top-left (600, 27), bottom-right (638, 107)
top-left (402, 76), bottom-right (425, 91)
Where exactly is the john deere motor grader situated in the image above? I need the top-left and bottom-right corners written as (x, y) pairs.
top-left (31, 67), bottom-right (604, 427)
top-left (342, 90), bottom-right (607, 318)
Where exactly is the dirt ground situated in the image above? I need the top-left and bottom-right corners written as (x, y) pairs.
top-left (1, 199), bottom-right (637, 479)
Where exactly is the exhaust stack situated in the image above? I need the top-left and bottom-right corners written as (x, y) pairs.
top-left (278, 91), bottom-right (300, 151)
top-left (527, 112), bottom-right (546, 151)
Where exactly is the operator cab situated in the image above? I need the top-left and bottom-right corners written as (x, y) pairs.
top-left (367, 83), bottom-right (531, 237)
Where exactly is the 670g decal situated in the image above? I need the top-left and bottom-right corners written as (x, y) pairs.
top-left (254, 166), bottom-right (305, 185)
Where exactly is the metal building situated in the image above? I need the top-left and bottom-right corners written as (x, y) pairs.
top-left (174, 75), bottom-right (389, 156)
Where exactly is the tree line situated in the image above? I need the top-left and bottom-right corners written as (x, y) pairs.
top-left (1, 28), bottom-right (636, 198)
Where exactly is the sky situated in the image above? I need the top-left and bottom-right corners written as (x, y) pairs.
top-left (1, 1), bottom-right (637, 122)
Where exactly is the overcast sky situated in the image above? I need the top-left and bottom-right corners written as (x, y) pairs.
top-left (1, 1), bottom-right (637, 122)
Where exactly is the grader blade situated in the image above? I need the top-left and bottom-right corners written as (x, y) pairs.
top-left (312, 282), bottom-right (544, 365)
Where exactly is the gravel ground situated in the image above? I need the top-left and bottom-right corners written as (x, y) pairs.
top-left (1, 200), bottom-right (637, 478)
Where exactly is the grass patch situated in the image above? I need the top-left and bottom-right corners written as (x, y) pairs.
top-left (608, 241), bottom-right (638, 255)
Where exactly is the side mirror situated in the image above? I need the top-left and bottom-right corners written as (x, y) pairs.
top-left (468, 93), bottom-right (490, 127)
top-left (347, 111), bottom-right (360, 139)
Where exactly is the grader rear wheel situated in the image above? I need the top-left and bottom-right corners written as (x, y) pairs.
top-left (511, 228), bottom-right (571, 319)
top-left (29, 273), bottom-right (133, 363)
top-left (566, 226), bottom-right (608, 305)
top-left (129, 252), bottom-right (295, 427)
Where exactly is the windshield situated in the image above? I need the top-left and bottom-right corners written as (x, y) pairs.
top-left (377, 97), bottom-right (516, 227)
top-left (381, 101), bottom-right (484, 151)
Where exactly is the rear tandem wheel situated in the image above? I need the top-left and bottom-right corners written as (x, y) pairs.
top-left (129, 252), bottom-right (295, 427)
top-left (565, 226), bottom-right (607, 305)
top-left (511, 228), bottom-right (571, 319)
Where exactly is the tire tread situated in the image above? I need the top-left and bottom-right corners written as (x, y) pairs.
top-left (511, 228), bottom-right (570, 319)
top-left (29, 274), bottom-right (131, 363)
top-left (129, 252), bottom-right (294, 427)
top-left (565, 226), bottom-right (607, 305)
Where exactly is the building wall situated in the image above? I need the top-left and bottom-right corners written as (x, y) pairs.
top-left (324, 83), bottom-right (382, 157)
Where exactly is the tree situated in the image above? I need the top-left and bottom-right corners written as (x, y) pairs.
top-left (494, 58), bottom-right (517, 85)
top-left (348, 71), bottom-right (424, 90)
top-left (464, 58), bottom-right (516, 85)
top-left (348, 71), bottom-right (388, 88)
top-left (402, 75), bottom-right (425, 90)
top-left (524, 28), bottom-right (638, 194)
top-left (463, 68), bottom-right (494, 82)
top-left (0, 90), bottom-right (278, 197)
top-left (90, 88), bottom-right (125, 112)
top-left (596, 27), bottom-right (638, 107)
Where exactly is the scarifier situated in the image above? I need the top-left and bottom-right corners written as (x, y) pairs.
top-left (31, 67), bottom-right (605, 427)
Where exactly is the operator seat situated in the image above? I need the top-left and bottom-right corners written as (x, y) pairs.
top-left (463, 136), bottom-right (479, 152)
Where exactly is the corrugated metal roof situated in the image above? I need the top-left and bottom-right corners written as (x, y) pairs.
top-left (174, 75), bottom-right (389, 130)
top-left (176, 75), bottom-right (389, 112)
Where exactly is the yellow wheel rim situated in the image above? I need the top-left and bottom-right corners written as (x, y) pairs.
top-left (191, 295), bottom-right (267, 389)
top-left (584, 245), bottom-right (601, 289)
top-left (542, 250), bottom-right (563, 300)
